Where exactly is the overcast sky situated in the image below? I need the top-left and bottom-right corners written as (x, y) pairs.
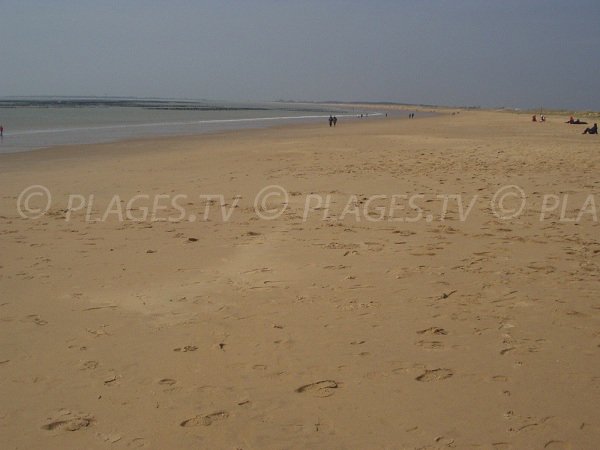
top-left (1, 0), bottom-right (599, 110)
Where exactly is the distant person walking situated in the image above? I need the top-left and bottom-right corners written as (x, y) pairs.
top-left (583, 123), bottom-right (598, 135)
top-left (329, 115), bottom-right (333, 127)
top-left (333, 116), bottom-right (337, 127)
top-left (0, 125), bottom-right (3, 137)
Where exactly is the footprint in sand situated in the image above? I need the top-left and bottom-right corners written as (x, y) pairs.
top-left (491, 375), bottom-right (509, 382)
top-left (96, 432), bottom-right (122, 443)
top-left (415, 369), bottom-right (453, 382)
top-left (435, 436), bottom-right (455, 446)
top-left (295, 380), bottom-right (339, 397)
top-left (127, 437), bottom-right (148, 448)
top-left (158, 378), bottom-right (176, 386)
top-left (415, 340), bottom-right (444, 350)
top-left (26, 314), bottom-right (48, 326)
top-left (180, 411), bottom-right (229, 427)
top-left (80, 360), bottom-right (99, 370)
top-left (544, 440), bottom-right (571, 449)
top-left (42, 413), bottom-right (94, 432)
top-left (417, 327), bottom-right (448, 336)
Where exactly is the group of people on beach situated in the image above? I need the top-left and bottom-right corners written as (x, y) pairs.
top-left (328, 115), bottom-right (338, 127)
top-left (565, 116), bottom-right (597, 134)
top-left (408, 113), bottom-right (415, 119)
top-left (532, 115), bottom-right (597, 135)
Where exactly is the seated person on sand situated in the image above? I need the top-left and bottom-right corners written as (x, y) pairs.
top-left (583, 123), bottom-right (598, 134)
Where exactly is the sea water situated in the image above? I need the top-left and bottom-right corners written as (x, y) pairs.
top-left (0, 98), bottom-right (380, 153)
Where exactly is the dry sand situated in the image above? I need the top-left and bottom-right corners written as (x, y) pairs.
top-left (0, 111), bottom-right (599, 449)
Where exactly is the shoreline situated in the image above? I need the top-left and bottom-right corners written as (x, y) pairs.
top-left (0, 101), bottom-right (391, 155)
top-left (0, 109), bottom-right (432, 161)
top-left (0, 105), bottom-right (586, 163)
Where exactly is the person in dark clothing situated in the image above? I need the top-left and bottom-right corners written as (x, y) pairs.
top-left (333, 116), bottom-right (337, 127)
top-left (566, 118), bottom-right (588, 125)
top-left (329, 115), bottom-right (333, 127)
top-left (583, 123), bottom-right (598, 134)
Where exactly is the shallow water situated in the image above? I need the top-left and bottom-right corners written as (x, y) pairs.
top-left (0, 98), bottom-right (378, 153)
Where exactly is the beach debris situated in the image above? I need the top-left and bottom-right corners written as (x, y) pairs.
top-left (82, 305), bottom-right (117, 312)
top-left (173, 345), bottom-right (198, 352)
top-left (103, 375), bottom-right (118, 385)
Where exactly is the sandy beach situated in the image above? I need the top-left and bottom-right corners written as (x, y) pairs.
top-left (1, 110), bottom-right (599, 449)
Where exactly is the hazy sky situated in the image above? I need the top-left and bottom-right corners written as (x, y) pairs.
top-left (1, 1), bottom-right (599, 110)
